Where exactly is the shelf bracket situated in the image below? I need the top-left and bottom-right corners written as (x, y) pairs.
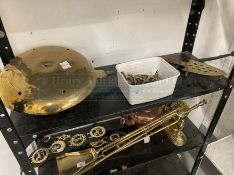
top-left (182, 0), bottom-right (205, 53)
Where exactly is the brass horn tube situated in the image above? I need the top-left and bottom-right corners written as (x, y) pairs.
top-left (103, 114), bottom-right (180, 156)
top-left (181, 99), bottom-right (207, 118)
top-left (109, 115), bottom-right (180, 157)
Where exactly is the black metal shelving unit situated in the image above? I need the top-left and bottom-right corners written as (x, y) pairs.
top-left (0, 0), bottom-right (233, 175)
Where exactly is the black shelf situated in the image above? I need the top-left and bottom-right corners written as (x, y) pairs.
top-left (117, 155), bottom-right (189, 175)
top-left (10, 52), bottom-right (227, 144)
top-left (38, 118), bottom-right (202, 175)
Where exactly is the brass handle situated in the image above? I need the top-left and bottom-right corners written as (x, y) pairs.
top-left (94, 69), bottom-right (115, 78)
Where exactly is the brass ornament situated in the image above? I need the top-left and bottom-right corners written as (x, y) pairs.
top-left (109, 134), bottom-right (120, 141)
top-left (69, 134), bottom-right (86, 147)
top-left (90, 139), bottom-right (107, 148)
top-left (31, 148), bottom-right (49, 164)
top-left (57, 134), bottom-right (71, 141)
top-left (120, 117), bottom-right (125, 125)
top-left (56, 100), bottom-right (207, 175)
top-left (41, 135), bottom-right (51, 143)
top-left (0, 46), bottom-right (96, 115)
top-left (49, 140), bottom-right (66, 154)
top-left (88, 126), bottom-right (106, 138)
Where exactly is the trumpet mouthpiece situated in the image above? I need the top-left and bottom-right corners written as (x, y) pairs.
top-left (182, 99), bottom-right (207, 118)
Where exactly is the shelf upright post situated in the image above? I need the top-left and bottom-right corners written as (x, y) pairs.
top-left (0, 17), bottom-right (14, 65)
top-left (191, 67), bottom-right (234, 175)
top-left (182, 1), bottom-right (234, 174)
top-left (182, 0), bottom-right (205, 53)
top-left (0, 18), bottom-right (37, 175)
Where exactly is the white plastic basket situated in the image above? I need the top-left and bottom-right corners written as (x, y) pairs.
top-left (116, 57), bottom-right (180, 105)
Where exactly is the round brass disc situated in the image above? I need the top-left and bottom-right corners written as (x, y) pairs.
top-left (0, 46), bottom-right (96, 115)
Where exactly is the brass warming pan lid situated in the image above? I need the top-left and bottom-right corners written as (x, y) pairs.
top-left (0, 46), bottom-right (96, 115)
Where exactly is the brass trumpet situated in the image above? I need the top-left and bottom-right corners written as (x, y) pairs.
top-left (57, 100), bottom-right (207, 175)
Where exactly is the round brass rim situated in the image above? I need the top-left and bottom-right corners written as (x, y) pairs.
top-left (0, 46), bottom-right (96, 115)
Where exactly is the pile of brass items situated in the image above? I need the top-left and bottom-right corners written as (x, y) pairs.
top-left (30, 126), bottom-right (122, 166)
top-left (56, 100), bottom-right (207, 175)
top-left (0, 46), bottom-right (111, 115)
top-left (163, 56), bottom-right (226, 76)
top-left (30, 126), bottom-right (100, 165)
top-left (121, 70), bottom-right (161, 85)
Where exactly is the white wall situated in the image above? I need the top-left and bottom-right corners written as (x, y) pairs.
top-left (0, 0), bottom-right (233, 174)
top-left (0, 0), bottom-right (191, 66)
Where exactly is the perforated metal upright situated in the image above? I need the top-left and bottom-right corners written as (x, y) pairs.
top-left (0, 17), bottom-right (37, 175)
top-left (182, 0), bottom-right (205, 53)
top-left (182, 0), bottom-right (234, 174)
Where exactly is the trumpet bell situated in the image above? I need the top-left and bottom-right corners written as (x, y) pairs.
top-left (0, 46), bottom-right (96, 115)
top-left (57, 148), bottom-right (97, 175)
